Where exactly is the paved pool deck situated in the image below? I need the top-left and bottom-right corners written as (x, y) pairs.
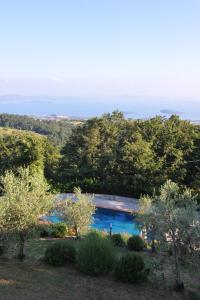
top-left (57, 193), bottom-right (139, 213)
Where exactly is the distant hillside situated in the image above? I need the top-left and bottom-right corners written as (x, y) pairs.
top-left (0, 113), bottom-right (77, 146)
top-left (0, 126), bottom-right (43, 137)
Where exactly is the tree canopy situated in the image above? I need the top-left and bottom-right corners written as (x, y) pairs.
top-left (59, 112), bottom-right (200, 197)
top-left (0, 127), bottom-right (60, 184)
top-left (1, 111), bottom-right (200, 198)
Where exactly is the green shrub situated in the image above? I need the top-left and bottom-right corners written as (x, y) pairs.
top-left (77, 232), bottom-right (115, 275)
top-left (51, 222), bottom-right (68, 238)
top-left (127, 235), bottom-right (145, 251)
top-left (120, 233), bottom-right (131, 243)
top-left (44, 241), bottom-right (76, 266)
top-left (40, 229), bottom-right (49, 238)
top-left (89, 229), bottom-right (108, 238)
top-left (111, 234), bottom-right (126, 247)
top-left (115, 253), bottom-right (149, 283)
top-left (36, 224), bottom-right (52, 238)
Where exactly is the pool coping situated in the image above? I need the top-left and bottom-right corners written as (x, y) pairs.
top-left (57, 193), bottom-right (139, 213)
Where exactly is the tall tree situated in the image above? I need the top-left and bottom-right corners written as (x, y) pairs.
top-left (0, 128), bottom-right (60, 186)
top-left (60, 113), bottom-right (200, 197)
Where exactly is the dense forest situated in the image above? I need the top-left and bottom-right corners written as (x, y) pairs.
top-left (1, 111), bottom-right (200, 198)
top-left (59, 112), bottom-right (200, 197)
top-left (0, 113), bottom-right (75, 146)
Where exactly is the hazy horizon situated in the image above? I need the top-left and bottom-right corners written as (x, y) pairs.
top-left (0, 94), bottom-right (200, 120)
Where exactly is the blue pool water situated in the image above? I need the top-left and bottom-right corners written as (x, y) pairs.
top-left (45, 207), bottom-right (140, 235)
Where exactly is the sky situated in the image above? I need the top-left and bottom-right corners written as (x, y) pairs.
top-left (0, 0), bottom-right (200, 98)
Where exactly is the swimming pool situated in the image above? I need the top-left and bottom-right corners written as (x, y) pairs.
top-left (45, 207), bottom-right (140, 235)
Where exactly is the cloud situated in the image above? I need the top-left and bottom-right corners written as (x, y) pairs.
top-left (49, 75), bottom-right (63, 82)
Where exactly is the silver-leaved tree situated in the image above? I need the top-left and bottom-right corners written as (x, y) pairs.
top-left (0, 167), bottom-right (54, 259)
top-left (137, 180), bottom-right (200, 289)
top-left (57, 187), bottom-right (95, 239)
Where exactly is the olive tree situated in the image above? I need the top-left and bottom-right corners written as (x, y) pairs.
top-left (0, 167), bottom-right (54, 259)
top-left (137, 180), bottom-right (200, 289)
top-left (136, 195), bottom-right (157, 252)
top-left (57, 188), bottom-right (95, 239)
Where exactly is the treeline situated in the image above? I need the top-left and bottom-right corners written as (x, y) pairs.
top-left (59, 112), bottom-right (200, 197)
top-left (1, 111), bottom-right (200, 198)
top-left (0, 113), bottom-right (74, 146)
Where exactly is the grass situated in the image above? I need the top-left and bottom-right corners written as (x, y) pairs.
top-left (26, 238), bottom-right (56, 259)
top-left (0, 258), bottom-right (191, 300)
top-left (0, 238), bottom-right (198, 300)
top-left (26, 237), bottom-right (79, 259)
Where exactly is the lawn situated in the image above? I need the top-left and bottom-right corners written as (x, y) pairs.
top-left (0, 238), bottom-right (199, 300)
top-left (0, 257), bottom-right (192, 300)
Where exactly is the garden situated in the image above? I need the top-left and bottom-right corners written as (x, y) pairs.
top-left (0, 231), bottom-right (199, 300)
top-left (0, 168), bottom-right (199, 299)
